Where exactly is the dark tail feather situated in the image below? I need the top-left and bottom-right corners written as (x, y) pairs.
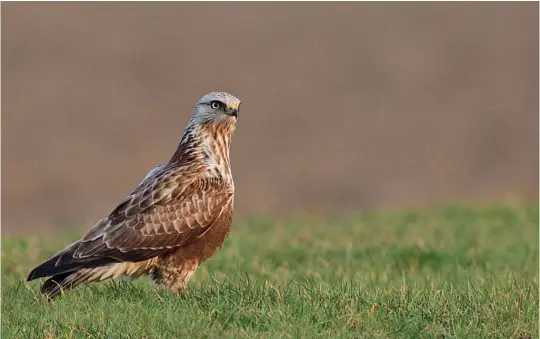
top-left (40, 272), bottom-right (74, 299)
top-left (27, 241), bottom-right (119, 299)
top-left (40, 270), bottom-right (94, 299)
top-left (27, 238), bottom-right (137, 299)
top-left (27, 255), bottom-right (114, 282)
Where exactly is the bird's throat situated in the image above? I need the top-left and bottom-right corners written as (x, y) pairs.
top-left (169, 121), bottom-right (235, 168)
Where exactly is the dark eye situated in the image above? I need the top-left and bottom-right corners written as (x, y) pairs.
top-left (210, 101), bottom-right (222, 109)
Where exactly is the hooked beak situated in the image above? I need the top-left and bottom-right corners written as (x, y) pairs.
top-left (229, 103), bottom-right (239, 119)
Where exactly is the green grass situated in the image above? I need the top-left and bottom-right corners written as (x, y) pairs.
top-left (2, 204), bottom-right (538, 338)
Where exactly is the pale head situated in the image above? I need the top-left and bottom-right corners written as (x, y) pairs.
top-left (189, 92), bottom-right (241, 126)
top-left (173, 92), bottom-right (241, 163)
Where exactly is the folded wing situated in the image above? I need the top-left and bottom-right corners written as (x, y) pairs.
top-left (27, 167), bottom-right (232, 281)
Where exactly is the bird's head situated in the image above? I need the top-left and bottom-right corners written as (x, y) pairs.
top-left (172, 92), bottom-right (242, 163)
top-left (189, 92), bottom-right (241, 128)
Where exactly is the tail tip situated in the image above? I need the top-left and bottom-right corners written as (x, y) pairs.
top-left (27, 268), bottom-right (39, 281)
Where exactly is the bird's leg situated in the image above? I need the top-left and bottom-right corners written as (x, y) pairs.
top-left (151, 258), bottom-right (199, 294)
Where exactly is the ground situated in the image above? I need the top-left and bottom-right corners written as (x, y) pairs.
top-left (2, 204), bottom-right (538, 338)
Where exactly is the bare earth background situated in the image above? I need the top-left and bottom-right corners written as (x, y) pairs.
top-left (2, 3), bottom-right (538, 234)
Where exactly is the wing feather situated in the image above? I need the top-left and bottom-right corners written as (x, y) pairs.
top-left (72, 166), bottom-right (233, 262)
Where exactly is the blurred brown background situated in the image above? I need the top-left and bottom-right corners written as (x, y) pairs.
top-left (2, 2), bottom-right (538, 234)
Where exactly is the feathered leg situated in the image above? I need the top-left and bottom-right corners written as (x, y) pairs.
top-left (150, 258), bottom-right (199, 294)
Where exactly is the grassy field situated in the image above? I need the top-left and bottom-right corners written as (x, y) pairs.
top-left (2, 204), bottom-right (538, 338)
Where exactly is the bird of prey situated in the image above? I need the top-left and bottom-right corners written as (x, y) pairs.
top-left (27, 92), bottom-right (241, 299)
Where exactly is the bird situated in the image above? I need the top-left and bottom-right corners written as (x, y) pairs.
top-left (27, 91), bottom-right (241, 299)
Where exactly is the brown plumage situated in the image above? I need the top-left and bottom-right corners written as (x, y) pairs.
top-left (27, 92), bottom-right (241, 299)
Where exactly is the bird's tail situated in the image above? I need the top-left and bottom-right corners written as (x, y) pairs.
top-left (39, 261), bottom-right (156, 299)
top-left (27, 240), bottom-right (115, 281)
top-left (40, 268), bottom-right (98, 299)
top-left (27, 239), bottom-right (158, 299)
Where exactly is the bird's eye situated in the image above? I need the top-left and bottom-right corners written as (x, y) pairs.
top-left (210, 101), bottom-right (222, 110)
